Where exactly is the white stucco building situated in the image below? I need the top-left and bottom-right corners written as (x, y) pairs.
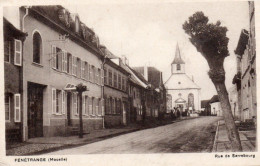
top-left (164, 44), bottom-right (201, 113)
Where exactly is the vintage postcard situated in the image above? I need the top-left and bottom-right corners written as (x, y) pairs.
top-left (0, 0), bottom-right (259, 165)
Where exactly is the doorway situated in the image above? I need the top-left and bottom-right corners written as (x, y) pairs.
top-left (28, 82), bottom-right (45, 138)
top-left (67, 92), bottom-right (72, 126)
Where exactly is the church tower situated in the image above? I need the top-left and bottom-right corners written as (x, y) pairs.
top-left (171, 43), bottom-right (185, 74)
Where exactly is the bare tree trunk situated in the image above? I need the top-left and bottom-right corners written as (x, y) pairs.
top-left (213, 81), bottom-right (242, 151)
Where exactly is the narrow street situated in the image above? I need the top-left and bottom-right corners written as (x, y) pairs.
top-left (46, 116), bottom-right (221, 154)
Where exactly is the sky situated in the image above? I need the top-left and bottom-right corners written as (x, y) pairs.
top-left (64, 1), bottom-right (249, 100)
top-left (4, 1), bottom-right (250, 100)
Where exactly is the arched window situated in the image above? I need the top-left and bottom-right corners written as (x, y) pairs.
top-left (33, 32), bottom-right (42, 64)
top-left (177, 64), bottom-right (181, 71)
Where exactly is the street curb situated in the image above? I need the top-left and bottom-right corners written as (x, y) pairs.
top-left (212, 120), bottom-right (220, 152)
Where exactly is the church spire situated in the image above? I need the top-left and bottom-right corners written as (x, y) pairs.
top-left (172, 43), bottom-right (185, 64)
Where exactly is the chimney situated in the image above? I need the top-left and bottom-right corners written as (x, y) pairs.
top-left (121, 55), bottom-right (129, 66)
top-left (144, 64), bottom-right (148, 81)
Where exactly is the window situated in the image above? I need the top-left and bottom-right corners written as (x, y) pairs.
top-left (104, 68), bottom-right (107, 85)
top-left (101, 99), bottom-right (104, 116)
top-left (92, 66), bottom-right (96, 83)
top-left (96, 99), bottom-right (99, 115)
top-left (73, 93), bottom-right (78, 115)
top-left (56, 90), bottom-right (62, 114)
top-left (118, 74), bottom-right (122, 90)
top-left (53, 47), bottom-right (62, 70)
top-left (72, 56), bottom-right (77, 76)
top-left (89, 97), bottom-right (93, 115)
top-left (67, 53), bottom-right (72, 74)
top-left (101, 69), bottom-right (104, 86)
top-left (5, 94), bottom-right (10, 121)
top-left (82, 95), bottom-right (86, 115)
top-left (62, 91), bottom-right (66, 114)
top-left (98, 68), bottom-right (101, 85)
top-left (14, 39), bottom-right (22, 66)
top-left (14, 94), bottom-right (21, 122)
top-left (114, 72), bottom-right (117, 88)
top-left (75, 17), bottom-right (80, 33)
top-left (122, 77), bottom-right (125, 91)
top-left (177, 64), bottom-right (181, 71)
top-left (52, 45), bottom-right (57, 69)
top-left (81, 61), bottom-right (85, 79)
top-left (4, 41), bottom-right (11, 62)
top-left (52, 88), bottom-right (56, 114)
top-left (108, 69), bottom-right (113, 86)
top-left (62, 50), bottom-right (68, 72)
top-left (33, 32), bottom-right (42, 64)
top-left (85, 62), bottom-right (89, 80)
top-left (77, 58), bottom-right (81, 78)
top-left (84, 96), bottom-right (89, 115)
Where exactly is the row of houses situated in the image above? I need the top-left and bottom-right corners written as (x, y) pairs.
top-left (4, 6), bottom-right (166, 142)
top-left (201, 2), bottom-right (256, 124)
top-left (232, 1), bottom-right (256, 123)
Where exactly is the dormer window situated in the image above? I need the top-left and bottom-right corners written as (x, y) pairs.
top-left (177, 64), bottom-right (181, 71)
top-left (75, 17), bottom-right (80, 33)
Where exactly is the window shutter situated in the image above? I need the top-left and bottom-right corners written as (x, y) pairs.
top-left (72, 56), bottom-right (74, 75)
top-left (101, 99), bottom-right (104, 116)
top-left (52, 46), bottom-right (57, 69)
top-left (14, 94), bottom-right (21, 122)
top-left (62, 90), bottom-right (66, 114)
top-left (101, 69), bottom-right (104, 86)
top-left (52, 88), bottom-right (56, 114)
top-left (64, 51), bottom-right (68, 72)
top-left (82, 94), bottom-right (86, 115)
top-left (75, 93), bottom-right (78, 115)
top-left (85, 96), bottom-right (89, 115)
top-left (89, 65), bottom-right (92, 82)
top-left (95, 99), bottom-right (98, 115)
top-left (81, 61), bottom-right (85, 79)
top-left (14, 40), bottom-right (22, 66)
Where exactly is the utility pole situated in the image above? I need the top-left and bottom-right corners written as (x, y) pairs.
top-left (76, 83), bottom-right (87, 138)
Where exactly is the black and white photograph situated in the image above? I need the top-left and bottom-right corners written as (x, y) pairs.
top-left (1, 0), bottom-right (259, 165)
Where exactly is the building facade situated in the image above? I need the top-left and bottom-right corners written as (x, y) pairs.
top-left (164, 44), bottom-right (201, 114)
top-left (20, 6), bottom-right (105, 140)
top-left (103, 58), bottom-right (130, 127)
top-left (234, 2), bottom-right (256, 122)
top-left (4, 18), bottom-right (27, 142)
top-left (133, 66), bottom-right (167, 118)
top-left (209, 95), bottom-right (222, 116)
top-left (228, 85), bottom-right (240, 120)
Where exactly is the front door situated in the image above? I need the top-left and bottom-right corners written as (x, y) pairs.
top-left (67, 93), bottom-right (72, 126)
top-left (28, 83), bottom-right (44, 139)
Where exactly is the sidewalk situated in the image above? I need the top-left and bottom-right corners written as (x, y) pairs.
top-left (212, 120), bottom-right (256, 152)
top-left (6, 125), bottom-right (141, 156)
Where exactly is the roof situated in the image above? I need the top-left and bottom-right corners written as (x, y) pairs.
top-left (27, 6), bottom-right (104, 58)
top-left (234, 29), bottom-right (249, 56)
top-left (132, 66), bottom-right (164, 89)
top-left (119, 63), bottom-right (148, 89)
top-left (172, 43), bottom-right (185, 64)
top-left (164, 73), bottom-right (200, 90)
top-left (201, 100), bottom-right (210, 108)
top-left (209, 95), bottom-right (219, 103)
top-left (4, 17), bottom-right (27, 39)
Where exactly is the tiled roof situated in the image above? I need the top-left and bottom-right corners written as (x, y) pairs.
top-left (209, 95), bottom-right (219, 103)
top-left (234, 29), bottom-right (249, 56)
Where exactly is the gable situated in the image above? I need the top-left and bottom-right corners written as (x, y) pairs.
top-left (164, 73), bottom-right (200, 90)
